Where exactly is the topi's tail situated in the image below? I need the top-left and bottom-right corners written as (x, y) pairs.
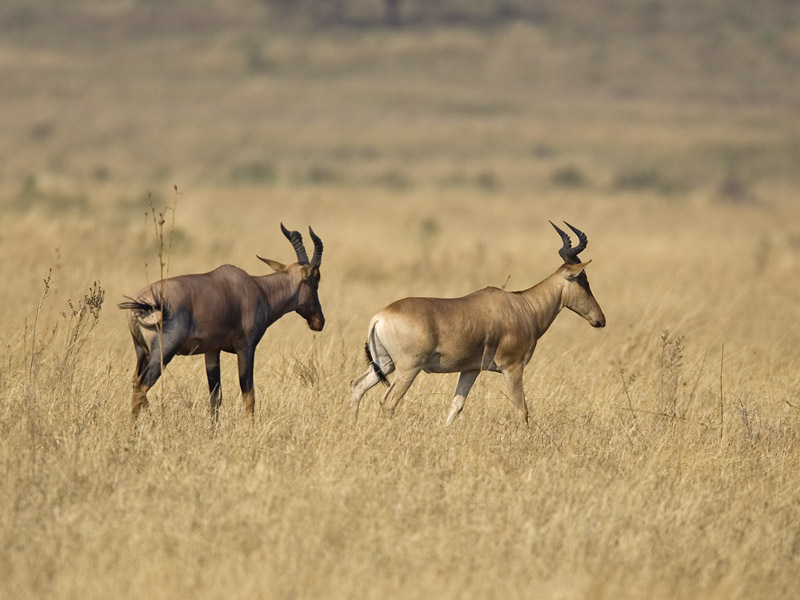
top-left (118, 298), bottom-right (159, 312)
top-left (118, 295), bottom-right (167, 329)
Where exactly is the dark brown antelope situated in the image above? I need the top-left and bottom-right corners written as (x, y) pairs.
top-left (120, 224), bottom-right (324, 421)
top-left (350, 222), bottom-right (605, 426)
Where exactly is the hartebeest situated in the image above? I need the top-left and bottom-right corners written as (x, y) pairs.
top-left (350, 222), bottom-right (605, 426)
top-left (119, 224), bottom-right (324, 421)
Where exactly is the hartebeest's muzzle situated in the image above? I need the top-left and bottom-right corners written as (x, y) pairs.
top-left (588, 308), bottom-right (606, 328)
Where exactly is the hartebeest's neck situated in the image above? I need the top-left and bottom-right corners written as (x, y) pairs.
top-left (253, 271), bottom-right (301, 324)
top-left (518, 271), bottom-right (566, 337)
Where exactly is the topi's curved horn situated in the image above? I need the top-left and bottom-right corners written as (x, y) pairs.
top-left (309, 227), bottom-right (323, 267)
top-left (550, 220), bottom-right (588, 264)
top-left (281, 223), bottom-right (310, 265)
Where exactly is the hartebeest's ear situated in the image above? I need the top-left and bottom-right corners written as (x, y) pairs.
top-left (257, 256), bottom-right (286, 272)
top-left (563, 260), bottom-right (591, 280)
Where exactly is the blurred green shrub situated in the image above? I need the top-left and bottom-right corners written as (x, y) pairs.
top-left (229, 162), bottom-right (277, 185)
top-left (550, 165), bottom-right (588, 188)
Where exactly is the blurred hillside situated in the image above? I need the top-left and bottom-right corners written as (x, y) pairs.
top-left (1, 0), bottom-right (798, 199)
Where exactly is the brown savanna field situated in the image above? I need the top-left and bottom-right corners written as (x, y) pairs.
top-left (2, 1), bottom-right (800, 598)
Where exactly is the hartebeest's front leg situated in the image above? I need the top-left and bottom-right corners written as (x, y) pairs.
top-left (237, 346), bottom-right (256, 416)
top-left (502, 365), bottom-right (528, 425)
top-left (205, 351), bottom-right (222, 420)
top-left (445, 370), bottom-right (479, 427)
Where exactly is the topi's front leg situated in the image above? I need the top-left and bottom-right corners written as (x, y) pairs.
top-left (237, 347), bottom-right (256, 418)
top-left (205, 351), bottom-right (222, 422)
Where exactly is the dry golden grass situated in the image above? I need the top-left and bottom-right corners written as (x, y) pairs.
top-left (2, 3), bottom-right (800, 599)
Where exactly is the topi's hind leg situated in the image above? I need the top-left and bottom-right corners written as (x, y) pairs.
top-left (130, 330), bottom-right (151, 420)
top-left (131, 385), bottom-right (149, 420)
top-left (131, 323), bottom-right (185, 421)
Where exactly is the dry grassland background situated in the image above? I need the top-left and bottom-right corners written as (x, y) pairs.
top-left (1, 1), bottom-right (800, 598)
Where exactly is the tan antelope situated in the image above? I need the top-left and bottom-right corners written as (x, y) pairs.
top-left (350, 222), bottom-right (605, 426)
top-left (119, 224), bottom-right (324, 422)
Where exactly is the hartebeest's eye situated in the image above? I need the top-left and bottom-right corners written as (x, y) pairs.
top-left (573, 271), bottom-right (591, 293)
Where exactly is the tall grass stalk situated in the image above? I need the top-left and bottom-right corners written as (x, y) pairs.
top-left (143, 189), bottom-right (181, 415)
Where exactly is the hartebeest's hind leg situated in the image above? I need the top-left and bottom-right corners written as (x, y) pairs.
top-left (350, 362), bottom-right (397, 422)
top-left (381, 367), bottom-right (422, 417)
top-left (445, 370), bottom-right (479, 427)
top-left (350, 368), bottom-right (381, 423)
top-left (502, 365), bottom-right (529, 425)
top-left (237, 346), bottom-right (256, 417)
top-left (205, 351), bottom-right (222, 421)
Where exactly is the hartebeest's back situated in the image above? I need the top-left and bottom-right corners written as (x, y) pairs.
top-left (350, 221), bottom-right (605, 426)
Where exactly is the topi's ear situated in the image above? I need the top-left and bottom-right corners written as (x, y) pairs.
top-left (297, 264), bottom-right (320, 280)
top-left (563, 260), bottom-right (591, 280)
top-left (257, 256), bottom-right (286, 272)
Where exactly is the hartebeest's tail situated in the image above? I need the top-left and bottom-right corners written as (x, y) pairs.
top-left (364, 328), bottom-right (390, 387)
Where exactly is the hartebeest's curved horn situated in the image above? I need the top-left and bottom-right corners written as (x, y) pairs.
top-left (281, 223), bottom-right (310, 265)
top-left (309, 227), bottom-right (323, 267)
top-left (565, 221), bottom-right (587, 255)
top-left (550, 220), bottom-right (588, 264)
